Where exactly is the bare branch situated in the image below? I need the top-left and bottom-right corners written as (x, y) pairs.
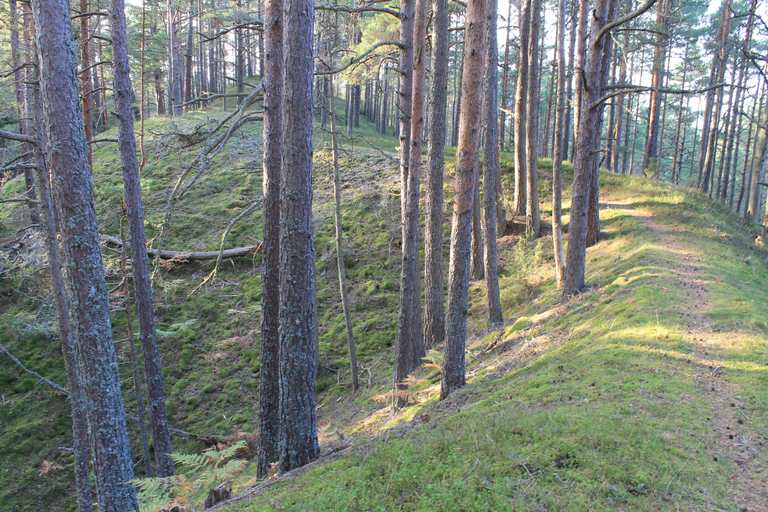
top-left (596, 0), bottom-right (659, 44)
top-left (591, 82), bottom-right (726, 109)
top-left (315, 4), bottom-right (399, 17)
top-left (0, 342), bottom-right (70, 396)
top-left (0, 129), bottom-right (38, 146)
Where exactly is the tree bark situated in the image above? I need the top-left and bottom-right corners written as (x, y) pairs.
top-left (442, 0), bottom-right (485, 401)
top-left (641, 0), bottom-right (669, 176)
top-left (562, 0), bottom-right (619, 296)
top-left (257, 0), bottom-right (282, 479)
top-left (525, 0), bottom-right (541, 239)
top-left (27, 39), bottom-right (94, 512)
top-left (328, 73), bottom-right (359, 392)
top-left (32, 0), bottom-right (138, 509)
top-left (747, 99), bottom-right (768, 222)
top-left (394, 0), bottom-right (428, 408)
top-left (279, 0), bottom-right (319, 472)
top-left (482, 0), bottom-right (502, 327)
top-left (10, 0), bottom-right (39, 225)
top-left (110, 0), bottom-right (175, 478)
top-left (512, 0), bottom-right (531, 216)
top-left (423, 0), bottom-right (449, 351)
top-left (168, 0), bottom-right (184, 116)
top-left (552, 0), bottom-right (566, 288)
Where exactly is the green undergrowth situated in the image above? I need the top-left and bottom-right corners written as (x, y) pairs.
top-left (216, 172), bottom-right (768, 511)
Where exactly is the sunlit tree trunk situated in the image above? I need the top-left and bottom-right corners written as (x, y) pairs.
top-left (442, 0), bottom-right (485, 400)
top-left (482, 0), bottom-right (502, 327)
top-left (424, 0), bottom-right (449, 350)
top-left (512, 0), bottom-right (531, 216)
top-left (394, 0), bottom-right (428, 408)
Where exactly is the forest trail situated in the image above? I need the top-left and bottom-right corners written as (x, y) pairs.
top-left (619, 201), bottom-right (768, 511)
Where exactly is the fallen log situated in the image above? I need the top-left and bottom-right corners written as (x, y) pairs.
top-left (100, 234), bottom-right (263, 261)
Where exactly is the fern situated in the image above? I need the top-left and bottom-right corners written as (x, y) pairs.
top-left (135, 441), bottom-right (249, 512)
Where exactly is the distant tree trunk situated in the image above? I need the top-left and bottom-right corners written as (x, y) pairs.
top-left (168, 0), bottom-right (183, 116)
top-left (552, 0), bottom-right (566, 288)
top-left (442, 0), bottom-right (485, 400)
top-left (722, 4), bottom-right (754, 203)
top-left (641, 0), bottom-right (669, 176)
top-left (184, 0), bottom-right (195, 107)
top-left (498, 0), bottom-right (513, 151)
top-left (398, 0), bottom-right (414, 226)
top-left (27, 39), bottom-right (93, 512)
top-left (671, 47), bottom-right (689, 183)
top-left (79, 0), bottom-right (93, 167)
top-left (423, 0), bottom-right (449, 351)
top-left (236, 0), bottom-right (245, 106)
top-left (198, 0), bottom-right (208, 104)
top-left (451, 44), bottom-right (463, 147)
top-left (328, 74), bottom-right (359, 392)
top-left (525, 0), bottom-right (541, 238)
top-left (512, 0), bottom-right (531, 216)
top-left (698, 0), bottom-right (732, 193)
top-left (543, 63), bottom-right (555, 159)
top-left (154, 70), bottom-right (167, 115)
top-left (9, 0), bottom-right (39, 224)
top-left (394, 0), bottom-right (427, 409)
top-left (110, 0), bottom-right (175, 478)
top-left (257, 0), bottom-right (282, 478)
top-left (32, 0), bottom-right (138, 509)
top-left (279, 0), bottom-right (319, 472)
top-left (737, 88), bottom-right (761, 213)
top-left (563, 1), bottom-right (577, 161)
top-left (747, 100), bottom-right (768, 222)
top-left (611, 44), bottom-right (627, 173)
top-left (562, 0), bottom-right (619, 296)
top-left (119, 216), bottom-right (154, 478)
top-left (482, 0), bottom-right (502, 327)
top-left (470, 173), bottom-right (484, 279)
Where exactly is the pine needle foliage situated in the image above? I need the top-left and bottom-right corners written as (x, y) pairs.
top-left (134, 441), bottom-right (248, 512)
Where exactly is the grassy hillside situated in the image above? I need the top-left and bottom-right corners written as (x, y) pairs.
top-left (1, 106), bottom-right (767, 511)
top-left (212, 174), bottom-right (768, 511)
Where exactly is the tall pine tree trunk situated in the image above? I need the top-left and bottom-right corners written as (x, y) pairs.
top-left (423, 0), bottom-right (449, 350)
top-left (513, 0), bottom-right (531, 216)
top-left (394, 0), bottom-right (428, 408)
top-left (257, 0), bottom-right (282, 478)
top-left (482, 0), bottom-right (502, 327)
top-left (442, 0), bottom-right (485, 400)
top-left (110, 0), bottom-right (175, 478)
top-left (32, 0), bottom-right (138, 508)
top-left (279, 0), bottom-right (319, 472)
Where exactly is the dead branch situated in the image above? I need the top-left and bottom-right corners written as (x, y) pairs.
top-left (189, 199), bottom-right (263, 295)
top-left (0, 129), bottom-right (38, 146)
top-left (0, 342), bottom-right (70, 396)
top-left (100, 234), bottom-right (263, 261)
top-left (315, 4), bottom-right (399, 17)
top-left (591, 82), bottom-right (726, 109)
top-left (596, 0), bottom-right (659, 44)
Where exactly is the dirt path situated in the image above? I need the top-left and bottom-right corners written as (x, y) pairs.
top-left (620, 203), bottom-right (768, 512)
